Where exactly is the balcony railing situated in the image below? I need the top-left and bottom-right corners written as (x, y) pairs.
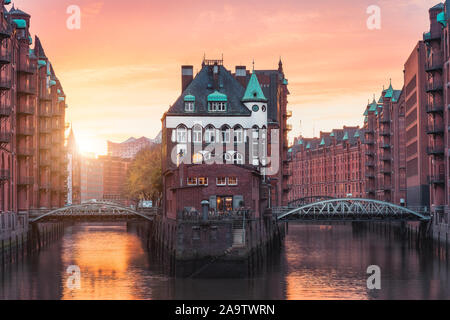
top-left (0, 51), bottom-right (11, 65)
top-left (0, 80), bottom-right (11, 91)
top-left (428, 174), bottom-right (445, 185)
top-left (17, 82), bottom-right (36, 95)
top-left (0, 169), bottom-right (10, 181)
top-left (426, 82), bottom-right (443, 92)
top-left (39, 125), bottom-right (52, 134)
top-left (426, 103), bottom-right (444, 113)
top-left (39, 157), bottom-right (51, 167)
top-left (17, 125), bottom-right (34, 136)
top-left (0, 133), bottom-right (11, 143)
top-left (427, 146), bottom-right (445, 155)
top-left (425, 59), bottom-right (444, 72)
top-left (17, 103), bottom-right (35, 115)
top-left (18, 177), bottom-right (34, 186)
top-left (17, 147), bottom-right (34, 157)
top-left (427, 124), bottom-right (445, 135)
top-left (39, 109), bottom-right (53, 118)
top-left (17, 62), bottom-right (35, 74)
top-left (0, 106), bottom-right (12, 118)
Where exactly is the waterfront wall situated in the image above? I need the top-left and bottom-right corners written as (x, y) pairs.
top-left (149, 212), bottom-right (284, 278)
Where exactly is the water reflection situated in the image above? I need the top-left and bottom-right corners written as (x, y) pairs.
top-left (0, 222), bottom-right (449, 300)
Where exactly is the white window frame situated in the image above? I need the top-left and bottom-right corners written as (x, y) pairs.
top-left (205, 127), bottom-right (216, 143)
top-left (234, 153), bottom-right (244, 165)
top-left (234, 127), bottom-right (243, 143)
top-left (222, 127), bottom-right (231, 143)
top-left (209, 102), bottom-right (227, 112)
top-left (228, 177), bottom-right (238, 186)
top-left (216, 177), bottom-right (227, 186)
top-left (193, 125), bottom-right (202, 144)
top-left (176, 126), bottom-right (187, 143)
top-left (198, 177), bottom-right (208, 186)
top-left (185, 101), bottom-right (194, 112)
top-left (187, 177), bottom-right (197, 186)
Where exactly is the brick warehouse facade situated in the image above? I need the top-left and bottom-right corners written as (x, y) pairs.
top-left (161, 58), bottom-right (290, 220)
top-left (287, 2), bottom-right (450, 241)
top-left (0, 2), bottom-right (68, 214)
top-left (288, 127), bottom-right (366, 202)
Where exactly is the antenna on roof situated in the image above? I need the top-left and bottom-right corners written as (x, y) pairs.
top-left (252, 59), bottom-right (255, 72)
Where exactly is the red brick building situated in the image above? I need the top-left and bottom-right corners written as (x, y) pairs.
top-left (363, 83), bottom-right (407, 205)
top-left (161, 58), bottom-right (290, 220)
top-left (0, 2), bottom-right (68, 215)
top-left (98, 155), bottom-right (130, 206)
top-left (288, 127), bottom-right (366, 201)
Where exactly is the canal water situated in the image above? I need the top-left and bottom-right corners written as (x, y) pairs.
top-left (0, 222), bottom-right (449, 300)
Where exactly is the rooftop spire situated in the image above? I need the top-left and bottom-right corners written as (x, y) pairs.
top-left (242, 71), bottom-right (267, 103)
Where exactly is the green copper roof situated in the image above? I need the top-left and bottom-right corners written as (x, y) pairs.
top-left (184, 95), bottom-right (195, 102)
top-left (364, 116), bottom-right (368, 123)
top-left (288, 148), bottom-right (293, 153)
top-left (57, 89), bottom-right (61, 94)
top-left (283, 79), bottom-right (288, 85)
top-left (368, 99), bottom-right (377, 112)
top-left (4, 0), bottom-right (11, 4)
top-left (38, 60), bottom-right (46, 67)
top-left (343, 132), bottom-right (349, 141)
top-left (58, 97), bottom-right (65, 102)
top-left (354, 131), bottom-right (360, 138)
top-left (12, 19), bottom-right (26, 29)
top-left (437, 11), bottom-right (447, 27)
top-left (378, 96), bottom-right (383, 103)
top-left (384, 82), bottom-right (394, 98)
top-left (49, 80), bottom-right (57, 86)
top-left (242, 72), bottom-right (267, 102)
top-left (28, 36), bottom-right (32, 45)
top-left (363, 109), bottom-right (369, 116)
top-left (330, 132), bottom-right (335, 137)
top-left (320, 138), bottom-right (325, 146)
top-left (208, 91), bottom-right (227, 102)
top-left (306, 142), bottom-right (311, 149)
top-left (298, 139), bottom-right (303, 145)
top-left (424, 32), bottom-right (431, 41)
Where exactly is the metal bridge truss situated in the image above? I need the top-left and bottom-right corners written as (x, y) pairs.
top-left (288, 196), bottom-right (335, 208)
top-left (31, 201), bottom-right (154, 223)
top-left (277, 198), bottom-right (431, 222)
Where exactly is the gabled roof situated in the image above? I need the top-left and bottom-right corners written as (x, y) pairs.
top-left (384, 82), bottom-right (394, 98)
top-left (242, 72), bottom-right (267, 102)
top-left (9, 6), bottom-right (30, 17)
top-left (166, 64), bottom-right (251, 116)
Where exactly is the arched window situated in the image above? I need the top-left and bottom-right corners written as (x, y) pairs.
top-left (223, 152), bottom-right (233, 163)
top-left (233, 152), bottom-right (244, 165)
top-left (193, 124), bottom-right (202, 144)
top-left (176, 125), bottom-right (187, 143)
top-left (234, 125), bottom-right (243, 143)
top-left (205, 125), bottom-right (216, 143)
top-left (221, 125), bottom-right (231, 143)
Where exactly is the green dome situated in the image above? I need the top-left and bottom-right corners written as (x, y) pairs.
top-left (184, 95), bottom-right (195, 102)
top-left (12, 19), bottom-right (26, 29)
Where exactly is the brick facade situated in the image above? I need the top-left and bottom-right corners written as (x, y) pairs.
top-left (0, 2), bottom-right (68, 214)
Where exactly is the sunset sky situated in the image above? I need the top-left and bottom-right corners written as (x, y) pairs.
top-left (12, 0), bottom-right (440, 155)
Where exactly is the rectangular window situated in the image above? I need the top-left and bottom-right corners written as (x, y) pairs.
top-left (216, 177), bottom-right (227, 186)
top-left (228, 177), bottom-right (238, 186)
top-left (209, 102), bottom-right (227, 112)
top-left (185, 102), bottom-right (194, 112)
top-left (187, 177), bottom-right (197, 186)
top-left (198, 177), bottom-right (208, 186)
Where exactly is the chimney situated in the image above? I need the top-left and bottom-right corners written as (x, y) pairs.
top-left (181, 65), bottom-right (193, 92)
top-left (235, 66), bottom-right (247, 87)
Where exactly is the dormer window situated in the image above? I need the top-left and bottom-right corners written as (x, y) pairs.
top-left (210, 102), bottom-right (227, 112)
top-left (184, 95), bottom-right (195, 112)
top-left (207, 91), bottom-right (227, 112)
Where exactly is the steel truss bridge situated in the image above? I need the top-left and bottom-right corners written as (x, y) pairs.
top-left (30, 202), bottom-right (155, 223)
top-left (276, 198), bottom-right (431, 222)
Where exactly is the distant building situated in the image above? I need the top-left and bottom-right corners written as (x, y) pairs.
top-left (107, 134), bottom-right (160, 159)
top-left (289, 127), bottom-right (366, 201)
top-left (80, 156), bottom-right (103, 203)
top-left (98, 155), bottom-right (131, 206)
top-left (67, 127), bottom-right (81, 205)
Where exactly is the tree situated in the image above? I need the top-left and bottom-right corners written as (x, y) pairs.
top-left (125, 144), bottom-right (162, 207)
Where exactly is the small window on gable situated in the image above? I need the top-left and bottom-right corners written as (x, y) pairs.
top-left (209, 102), bottom-right (227, 112)
top-left (185, 101), bottom-right (194, 112)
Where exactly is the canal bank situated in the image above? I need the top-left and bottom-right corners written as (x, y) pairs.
top-left (1, 212), bottom-right (65, 267)
top-left (148, 209), bottom-right (285, 278)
